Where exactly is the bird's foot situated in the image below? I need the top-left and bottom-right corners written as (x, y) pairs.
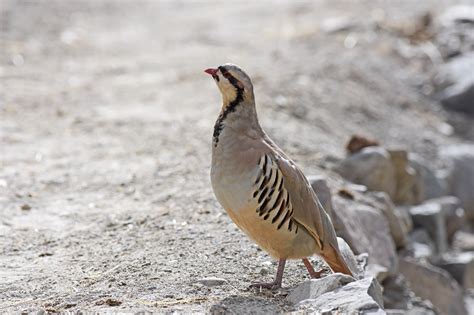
top-left (249, 281), bottom-right (282, 291)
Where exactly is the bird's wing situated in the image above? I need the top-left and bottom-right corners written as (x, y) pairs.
top-left (261, 136), bottom-right (338, 250)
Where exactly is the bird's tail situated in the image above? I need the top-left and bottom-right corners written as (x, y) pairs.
top-left (320, 243), bottom-right (353, 276)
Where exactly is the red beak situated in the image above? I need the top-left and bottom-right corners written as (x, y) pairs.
top-left (204, 68), bottom-right (218, 76)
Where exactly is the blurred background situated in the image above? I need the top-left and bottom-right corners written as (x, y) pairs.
top-left (1, 0), bottom-right (473, 313)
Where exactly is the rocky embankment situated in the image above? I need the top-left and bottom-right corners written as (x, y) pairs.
top-left (294, 138), bottom-right (473, 314)
top-left (283, 6), bottom-right (474, 314)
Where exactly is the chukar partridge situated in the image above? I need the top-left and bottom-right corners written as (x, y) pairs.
top-left (205, 64), bottom-right (352, 290)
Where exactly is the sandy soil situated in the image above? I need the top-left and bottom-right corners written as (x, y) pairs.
top-left (0, 0), bottom-right (469, 313)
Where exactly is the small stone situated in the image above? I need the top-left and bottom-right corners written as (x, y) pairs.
top-left (197, 277), bottom-right (227, 287)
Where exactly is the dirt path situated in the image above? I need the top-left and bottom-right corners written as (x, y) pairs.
top-left (0, 0), bottom-right (464, 312)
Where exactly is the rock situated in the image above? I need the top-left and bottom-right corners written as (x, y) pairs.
top-left (337, 237), bottom-right (364, 279)
top-left (295, 277), bottom-right (384, 313)
top-left (369, 192), bottom-right (408, 248)
top-left (399, 257), bottom-right (467, 315)
top-left (407, 229), bottom-right (436, 259)
top-left (335, 146), bottom-right (396, 198)
top-left (389, 149), bottom-right (423, 205)
top-left (320, 17), bottom-right (355, 34)
top-left (197, 277), bottom-right (227, 287)
top-left (332, 195), bottom-right (398, 276)
top-left (394, 206), bottom-right (414, 234)
top-left (440, 144), bottom-right (474, 220)
top-left (409, 155), bottom-right (446, 200)
top-left (435, 52), bottom-right (474, 116)
top-left (434, 252), bottom-right (474, 289)
top-left (382, 274), bottom-right (416, 310)
top-left (453, 231), bottom-right (474, 252)
top-left (307, 175), bottom-right (333, 218)
top-left (288, 273), bottom-right (355, 305)
top-left (439, 5), bottom-right (474, 25)
top-left (409, 202), bottom-right (448, 254)
top-left (425, 196), bottom-right (466, 242)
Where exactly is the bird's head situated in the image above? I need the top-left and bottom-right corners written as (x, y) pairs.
top-left (204, 63), bottom-right (254, 107)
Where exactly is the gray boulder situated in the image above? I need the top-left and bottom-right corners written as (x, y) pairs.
top-left (425, 196), bottom-right (466, 242)
top-left (307, 175), bottom-right (333, 218)
top-left (369, 192), bottom-right (409, 248)
top-left (435, 53), bottom-right (474, 116)
top-left (294, 277), bottom-right (384, 313)
top-left (440, 144), bottom-right (474, 220)
top-left (399, 257), bottom-right (467, 315)
top-left (333, 195), bottom-right (398, 277)
top-left (408, 229), bottom-right (436, 259)
top-left (410, 202), bottom-right (448, 254)
top-left (453, 231), bottom-right (474, 252)
top-left (409, 155), bottom-right (446, 200)
top-left (435, 252), bottom-right (474, 289)
top-left (335, 146), bottom-right (396, 198)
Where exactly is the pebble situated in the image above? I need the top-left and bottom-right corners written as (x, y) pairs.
top-left (197, 277), bottom-right (227, 287)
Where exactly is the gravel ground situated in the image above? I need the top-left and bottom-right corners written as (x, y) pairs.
top-left (0, 0), bottom-right (470, 313)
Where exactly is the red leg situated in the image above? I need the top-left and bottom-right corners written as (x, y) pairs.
top-left (250, 259), bottom-right (286, 290)
top-left (302, 258), bottom-right (323, 279)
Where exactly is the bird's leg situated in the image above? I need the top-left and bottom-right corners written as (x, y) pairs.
top-left (250, 259), bottom-right (286, 290)
top-left (302, 258), bottom-right (323, 279)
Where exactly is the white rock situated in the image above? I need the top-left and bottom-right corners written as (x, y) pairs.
top-left (295, 277), bottom-right (384, 313)
top-left (288, 273), bottom-right (354, 305)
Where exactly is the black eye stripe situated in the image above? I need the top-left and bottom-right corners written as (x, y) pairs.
top-left (218, 67), bottom-right (242, 90)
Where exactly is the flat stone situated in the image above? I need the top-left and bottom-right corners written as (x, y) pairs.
top-left (288, 273), bottom-right (355, 305)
